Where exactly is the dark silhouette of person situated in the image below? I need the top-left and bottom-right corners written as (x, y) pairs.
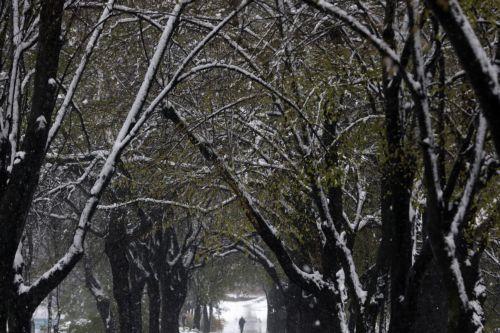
top-left (239, 317), bottom-right (246, 333)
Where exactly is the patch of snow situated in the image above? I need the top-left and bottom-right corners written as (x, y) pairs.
top-left (32, 305), bottom-right (48, 319)
top-left (36, 115), bottom-right (47, 131)
top-left (216, 296), bottom-right (267, 333)
top-left (474, 282), bottom-right (486, 298)
top-left (13, 151), bottom-right (25, 165)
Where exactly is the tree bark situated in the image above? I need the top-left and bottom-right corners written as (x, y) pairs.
top-left (425, 0), bottom-right (500, 155)
top-left (192, 301), bottom-right (201, 330)
top-left (201, 305), bottom-right (210, 333)
top-left (412, 258), bottom-right (448, 333)
top-left (84, 257), bottom-right (117, 333)
top-left (378, 2), bottom-right (416, 332)
top-left (0, 1), bottom-right (65, 329)
top-left (6, 307), bottom-right (31, 333)
top-left (159, 271), bottom-right (188, 333)
top-left (265, 284), bottom-right (286, 333)
top-left (147, 277), bottom-right (161, 333)
top-left (105, 213), bottom-right (145, 333)
top-left (284, 285), bottom-right (333, 333)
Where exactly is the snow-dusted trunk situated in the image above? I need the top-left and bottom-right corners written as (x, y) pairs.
top-left (379, 2), bottom-right (415, 332)
top-left (0, 0), bottom-right (64, 329)
top-left (425, 0), bottom-right (500, 155)
top-left (408, 1), bottom-right (487, 331)
top-left (106, 230), bottom-right (133, 332)
top-left (84, 256), bottom-right (117, 333)
top-left (307, 102), bottom-right (356, 333)
top-left (158, 233), bottom-right (189, 333)
top-left (159, 272), bottom-right (188, 333)
top-left (284, 287), bottom-right (302, 333)
top-left (144, 217), bottom-right (194, 333)
top-left (265, 284), bottom-right (286, 333)
top-left (164, 105), bottom-right (353, 332)
top-left (105, 213), bottom-right (145, 333)
top-left (130, 276), bottom-right (145, 333)
top-left (396, 242), bottom-right (430, 333)
top-left (284, 285), bottom-right (334, 333)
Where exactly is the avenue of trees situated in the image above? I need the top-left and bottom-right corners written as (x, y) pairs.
top-left (0, 0), bottom-right (498, 332)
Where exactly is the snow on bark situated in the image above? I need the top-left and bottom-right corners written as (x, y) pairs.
top-left (20, 0), bottom-right (187, 305)
top-left (302, 0), bottom-right (400, 64)
top-left (97, 195), bottom-right (236, 213)
top-left (164, 104), bottom-right (350, 333)
top-left (426, 0), bottom-right (500, 155)
top-left (5, 0), bottom-right (24, 170)
top-left (317, 183), bottom-right (366, 306)
top-left (16, 0), bottom-right (254, 318)
top-left (46, 0), bottom-right (116, 149)
top-left (35, 115), bottom-right (47, 131)
top-left (408, 0), bottom-right (444, 209)
top-left (444, 115), bottom-right (487, 324)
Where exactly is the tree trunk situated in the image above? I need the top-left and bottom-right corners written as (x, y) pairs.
top-left (201, 305), bottom-right (210, 333)
top-left (160, 269), bottom-right (188, 333)
top-left (7, 306), bottom-right (32, 333)
top-left (192, 301), bottom-right (201, 330)
top-left (379, 3), bottom-right (416, 331)
top-left (130, 277), bottom-right (145, 333)
top-left (285, 294), bottom-right (301, 333)
top-left (284, 285), bottom-right (332, 333)
top-left (412, 258), bottom-right (448, 333)
top-left (106, 237), bottom-right (133, 333)
top-left (105, 215), bottom-right (144, 333)
top-left (0, 1), bottom-right (65, 330)
top-left (0, 309), bottom-right (6, 332)
top-left (148, 278), bottom-right (161, 333)
top-left (48, 294), bottom-right (53, 333)
top-left (208, 303), bottom-right (213, 329)
top-left (84, 259), bottom-right (117, 333)
top-left (162, 315), bottom-right (181, 333)
top-left (160, 295), bottom-right (185, 333)
top-left (265, 285), bottom-right (286, 333)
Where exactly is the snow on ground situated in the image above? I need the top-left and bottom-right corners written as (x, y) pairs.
top-left (218, 296), bottom-right (267, 333)
top-left (181, 296), bottom-right (267, 333)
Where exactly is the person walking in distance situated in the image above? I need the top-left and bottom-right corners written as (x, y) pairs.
top-left (239, 317), bottom-right (246, 333)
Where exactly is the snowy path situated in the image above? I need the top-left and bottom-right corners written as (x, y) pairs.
top-left (216, 296), bottom-right (267, 333)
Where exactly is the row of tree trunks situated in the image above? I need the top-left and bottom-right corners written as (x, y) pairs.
top-left (100, 209), bottom-right (194, 333)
